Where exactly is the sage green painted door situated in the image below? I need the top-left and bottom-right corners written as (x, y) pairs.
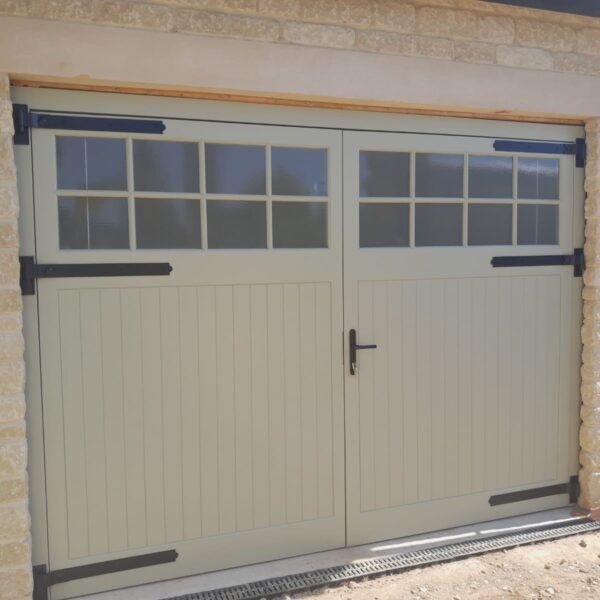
top-left (32, 118), bottom-right (345, 598)
top-left (343, 130), bottom-right (582, 546)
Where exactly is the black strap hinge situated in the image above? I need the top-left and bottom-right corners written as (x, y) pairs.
top-left (493, 138), bottom-right (586, 168)
top-left (491, 248), bottom-right (584, 277)
top-left (20, 256), bottom-right (173, 295)
top-left (33, 550), bottom-right (177, 600)
top-left (489, 475), bottom-right (579, 506)
top-left (13, 104), bottom-right (165, 145)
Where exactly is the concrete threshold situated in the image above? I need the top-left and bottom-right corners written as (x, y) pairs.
top-left (74, 507), bottom-right (587, 600)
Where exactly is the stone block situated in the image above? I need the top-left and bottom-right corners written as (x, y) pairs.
top-left (0, 252), bottom-right (19, 286)
top-left (0, 541), bottom-right (29, 567)
top-left (583, 285), bottom-right (600, 302)
top-left (477, 15), bottom-right (514, 44)
top-left (0, 103), bottom-right (13, 136)
top-left (454, 41), bottom-right (495, 64)
top-left (581, 380), bottom-right (600, 407)
top-left (577, 28), bottom-right (600, 56)
top-left (0, 332), bottom-right (24, 362)
top-left (584, 266), bottom-right (600, 288)
top-left (579, 468), bottom-right (600, 509)
top-left (174, 9), bottom-right (279, 41)
top-left (581, 449), bottom-right (600, 471)
top-left (0, 442), bottom-right (26, 482)
top-left (0, 138), bottom-right (16, 182)
top-left (0, 506), bottom-right (29, 541)
top-left (30, 0), bottom-right (97, 22)
top-left (0, 291), bottom-right (21, 315)
top-left (258, 0), bottom-right (300, 18)
top-left (373, 1), bottom-right (416, 34)
top-left (0, 478), bottom-right (26, 504)
top-left (0, 361), bottom-right (24, 396)
top-left (0, 222), bottom-right (18, 249)
top-left (417, 7), bottom-right (478, 41)
top-left (515, 19), bottom-right (575, 52)
top-left (0, 569), bottom-right (32, 600)
top-left (96, 1), bottom-right (174, 31)
top-left (0, 316), bottom-right (23, 334)
top-left (495, 45), bottom-right (553, 70)
top-left (282, 21), bottom-right (354, 48)
top-left (554, 52), bottom-right (600, 78)
top-left (413, 36), bottom-right (453, 60)
top-left (0, 182), bottom-right (18, 221)
top-left (0, 1), bottom-right (28, 18)
top-left (0, 396), bottom-right (25, 424)
top-left (355, 30), bottom-right (413, 55)
top-left (301, 0), bottom-right (372, 28)
top-left (155, 0), bottom-right (257, 12)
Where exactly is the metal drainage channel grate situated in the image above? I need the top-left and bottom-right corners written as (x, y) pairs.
top-left (166, 519), bottom-right (600, 600)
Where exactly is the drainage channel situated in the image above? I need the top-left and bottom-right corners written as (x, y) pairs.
top-left (165, 519), bottom-right (600, 600)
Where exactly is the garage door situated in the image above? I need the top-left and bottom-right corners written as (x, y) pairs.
top-left (343, 130), bottom-right (581, 545)
top-left (21, 97), bottom-right (582, 598)
top-left (30, 117), bottom-right (345, 598)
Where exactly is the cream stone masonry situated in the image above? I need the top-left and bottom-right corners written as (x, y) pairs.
top-left (0, 0), bottom-right (600, 76)
top-left (0, 73), bottom-right (30, 600)
top-left (581, 118), bottom-right (600, 514)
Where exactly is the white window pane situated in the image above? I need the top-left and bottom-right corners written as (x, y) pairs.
top-left (360, 203), bottom-right (409, 247)
top-left (133, 140), bottom-right (200, 193)
top-left (359, 151), bottom-right (410, 198)
top-left (272, 201), bottom-right (327, 248)
top-left (205, 144), bottom-right (266, 195)
top-left (57, 137), bottom-right (127, 191)
top-left (468, 204), bottom-right (512, 246)
top-left (468, 155), bottom-right (513, 198)
top-left (135, 198), bottom-right (201, 249)
top-left (271, 147), bottom-right (327, 196)
top-left (207, 200), bottom-right (266, 249)
top-left (517, 158), bottom-right (559, 200)
top-left (416, 153), bottom-right (464, 198)
top-left (415, 203), bottom-right (463, 246)
top-left (58, 196), bottom-right (129, 249)
top-left (517, 204), bottom-right (558, 245)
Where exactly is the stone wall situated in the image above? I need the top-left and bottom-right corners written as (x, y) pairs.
top-left (0, 73), bottom-right (30, 600)
top-left (0, 0), bottom-right (599, 77)
top-left (581, 118), bottom-right (600, 514)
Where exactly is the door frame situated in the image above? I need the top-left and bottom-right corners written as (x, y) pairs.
top-left (13, 86), bottom-right (584, 590)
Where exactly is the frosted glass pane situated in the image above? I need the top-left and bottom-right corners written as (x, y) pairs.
top-left (133, 140), bottom-right (199, 193)
top-left (517, 204), bottom-right (558, 245)
top-left (57, 137), bottom-right (127, 191)
top-left (468, 155), bottom-right (513, 198)
top-left (88, 198), bottom-right (129, 249)
top-left (359, 151), bottom-right (410, 198)
top-left (271, 147), bottom-right (327, 196)
top-left (360, 203), bottom-right (409, 247)
top-left (272, 202), bottom-right (327, 248)
top-left (58, 196), bottom-right (88, 249)
top-left (415, 203), bottom-right (463, 246)
top-left (468, 204), bottom-right (512, 246)
top-left (205, 144), bottom-right (266, 195)
top-left (58, 196), bottom-right (129, 249)
top-left (135, 198), bottom-right (201, 249)
top-left (415, 153), bottom-right (463, 198)
top-left (518, 158), bottom-right (559, 200)
top-left (207, 200), bottom-right (266, 249)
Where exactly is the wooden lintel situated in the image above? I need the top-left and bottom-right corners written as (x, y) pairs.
top-left (9, 75), bottom-right (586, 126)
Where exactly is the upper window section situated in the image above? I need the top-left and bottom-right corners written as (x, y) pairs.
top-left (133, 140), bottom-right (200, 193)
top-left (271, 147), bottom-right (327, 196)
top-left (359, 151), bottom-right (410, 198)
top-left (468, 156), bottom-right (513, 198)
top-left (205, 143), bottom-right (266, 195)
top-left (56, 137), bottom-right (127, 191)
top-left (517, 158), bottom-right (559, 200)
top-left (415, 153), bottom-right (464, 198)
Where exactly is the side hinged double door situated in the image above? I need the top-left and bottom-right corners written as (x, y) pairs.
top-left (343, 129), bottom-right (581, 546)
top-left (32, 116), bottom-right (345, 598)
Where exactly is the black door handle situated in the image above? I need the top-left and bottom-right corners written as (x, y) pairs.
top-left (349, 328), bottom-right (377, 375)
